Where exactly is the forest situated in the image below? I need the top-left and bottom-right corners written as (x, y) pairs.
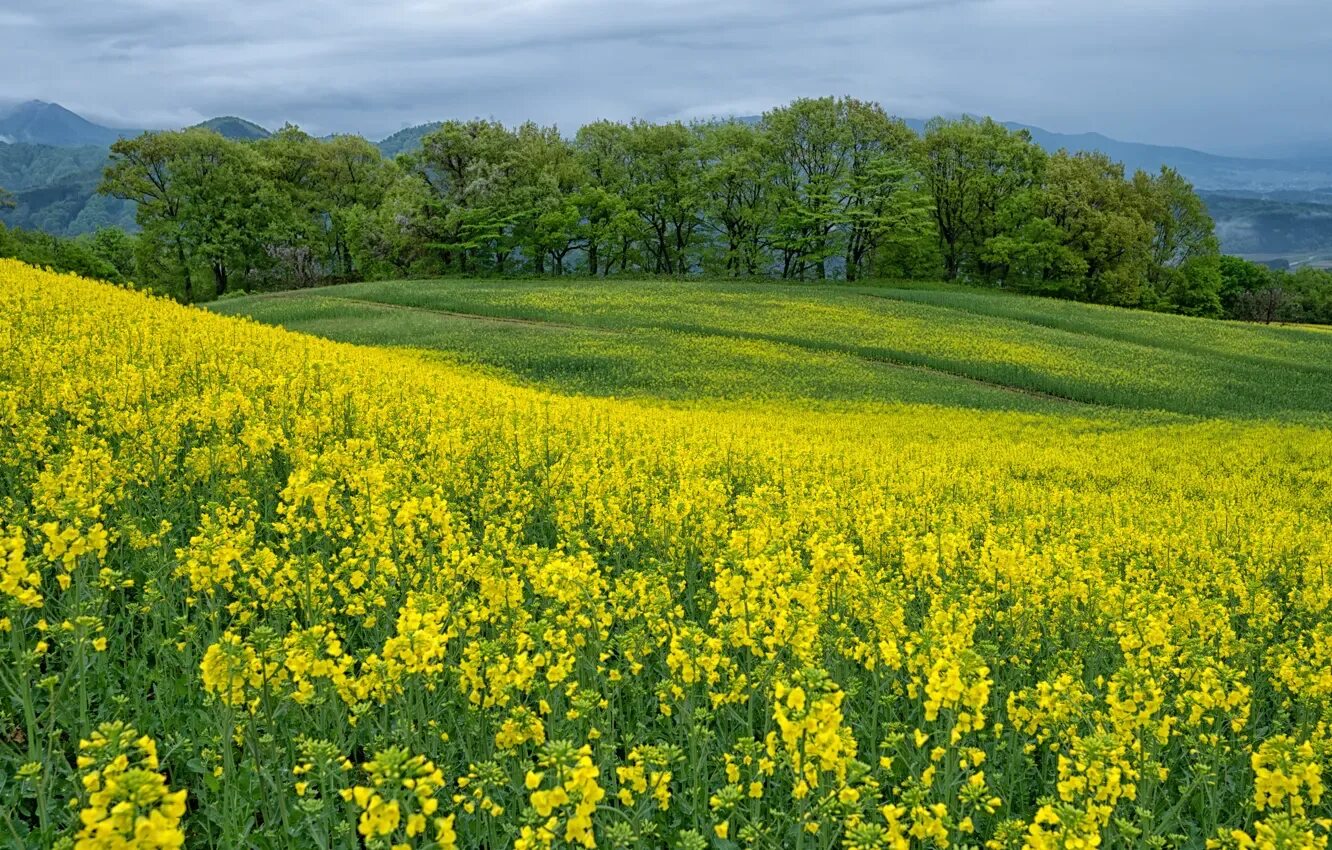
top-left (3, 95), bottom-right (1330, 323)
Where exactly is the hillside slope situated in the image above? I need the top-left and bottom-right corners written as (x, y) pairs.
top-left (211, 278), bottom-right (1332, 420)
top-left (5, 258), bottom-right (1332, 847)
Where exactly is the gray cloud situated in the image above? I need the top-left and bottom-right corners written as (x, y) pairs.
top-left (1, 0), bottom-right (1328, 154)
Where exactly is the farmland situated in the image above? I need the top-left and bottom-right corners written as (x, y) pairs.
top-left (213, 277), bottom-right (1332, 419)
top-left (3, 261), bottom-right (1331, 849)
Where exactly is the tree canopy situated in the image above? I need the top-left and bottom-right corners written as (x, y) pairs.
top-left (39, 95), bottom-right (1323, 322)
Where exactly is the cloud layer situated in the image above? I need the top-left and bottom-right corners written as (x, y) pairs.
top-left (2, 0), bottom-right (1329, 154)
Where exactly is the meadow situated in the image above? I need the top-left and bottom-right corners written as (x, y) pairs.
top-left (3, 260), bottom-right (1331, 849)
top-left (212, 278), bottom-right (1332, 419)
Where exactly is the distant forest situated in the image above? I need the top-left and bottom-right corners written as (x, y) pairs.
top-left (2, 96), bottom-right (1330, 323)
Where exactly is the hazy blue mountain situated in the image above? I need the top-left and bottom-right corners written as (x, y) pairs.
top-left (0, 142), bottom-right (135, 235)
top-left (376, 122), bottom-right (442, 158)
top-left (0, 101), bottom-right (141, 147)
top-left (1000, 122), bottom-right (1332, 191)
top-left (194, 116), bottom-right (271, 140)
top-left (0, 109), bottom-right (270, 236)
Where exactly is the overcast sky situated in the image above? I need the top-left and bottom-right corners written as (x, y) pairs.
top-left (2, 0), bottom-right (1328, 155)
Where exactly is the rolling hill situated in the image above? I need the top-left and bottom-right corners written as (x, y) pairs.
top-left (8, 255), bottom-right (1332, 848)
top-left (210, 276), bottom-right (1332, 421)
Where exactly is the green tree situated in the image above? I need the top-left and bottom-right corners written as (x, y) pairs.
top-left (694, 120), bottom-right (773, 276)
top-left (763, 97), bottom-right (848, 279)
top-left (346, 171), bottom-right (448, 280)
top-left (85, 227), bottom-right (138, 281)
top-left (101, 131), bottom-right (198, 300)
top-left (508, 123), bottom-right (582, 275)
top-left (317, 134), bottom-right (396, 278)
top-left (403, 120), bottom-right (520, 274)
top-left (574, 121), bottom-right (640, 275)
top-left (176, 132), bottom-right (275, 296)
top-left (839, 103), bottom-right (919, 281)
top-left (622, 121), bottom-right (701, 275)
top-left (101, 129), bottom-right (275, 300)
top-left (1038, 151), bottom-right (1152, 305)
top-left (253, 125), bottom-right (325, 286)
top-left (1281, 266), bottom-right (1332, 324)
top-left (918, 117), bottom-right (1045, 281)
top-left (257, 127), bottom-right (395, 284)
top-left (1134, 167), bottom-right (1222, 315)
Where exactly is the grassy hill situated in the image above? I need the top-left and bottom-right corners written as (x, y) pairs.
top-left (8, 259), bottom-right (1332, 847)
top-left (212, 277), bottom-right (1332, 420)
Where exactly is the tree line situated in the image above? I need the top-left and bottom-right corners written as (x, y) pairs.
top-left (2, 95), bottom-right (1330, 323)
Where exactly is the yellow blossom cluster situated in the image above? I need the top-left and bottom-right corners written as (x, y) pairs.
top-left (342, 747), bottom-right (456, 849)
top-left (72, 723), bottom-right (187, 849)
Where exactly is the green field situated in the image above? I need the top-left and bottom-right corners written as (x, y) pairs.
top-left (212, 277), bottom-right (1332, 420)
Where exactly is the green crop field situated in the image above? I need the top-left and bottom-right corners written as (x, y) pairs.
top-left (212, 277), bottom-right (1332, 420)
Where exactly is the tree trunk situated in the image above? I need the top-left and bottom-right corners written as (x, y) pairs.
top-left (175, 237), bottom-right (193, 303)
top-left (212, 261), bottom-right (229, 297)
top-left (942, 243), bottom-right (960, 280)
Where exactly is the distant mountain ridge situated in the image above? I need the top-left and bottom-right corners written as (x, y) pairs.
top-left (7, 100), bottom-right (1332, 190)
top-left (0, 101), bottom-right (141, 147)
top-left (1000, 122), bottom-right (1332, 192)
top-left (193, 116), bottom-right (271, 141)
top-left (377, 122), bottom-right (443, 158)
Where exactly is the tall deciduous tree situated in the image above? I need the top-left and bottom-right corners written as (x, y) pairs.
top-left (694, 120), bottom-right (773, 276)
top-left (918, 117), bottom-right (1045, 281)
top-left (1133, 166), bottom-right (1223, 315)
top-left (1038, 151), bottom-right (1152, 305)
top-left (622, 121), bottom-right (701, 275)
top-left (102, 129), bottom-right (275, 299)
top-left (764, 97), bottom-right (849, 279)
top-left (101, 132), bottom-right (197, 300)
top-left (403, 120), bottom-right (517, 274)
top-left (839, 101), bottom-right (917, 281)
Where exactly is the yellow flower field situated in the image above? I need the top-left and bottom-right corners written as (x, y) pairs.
top-left (1, 259), bottom-right (1330, 849)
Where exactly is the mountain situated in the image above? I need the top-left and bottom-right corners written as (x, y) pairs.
top-left (0, 101), bottom-right (141, 147)
top-left (0, 109), bottom-right (271, 236)
top-left (1200, 190), bottom-right (1332, 261)
top-left (194, 116), bottom-right (271, 141)
top-left (1000, 122), bottom-right (1332, 192)
top-left (376, 122), bottom-right (442, 158)
top-left (0, 142), bottom-right (135, 234)
top-left (0, 142), bottom-right (110, 192)
top-left (0, 101), bottom-right (273, 147)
